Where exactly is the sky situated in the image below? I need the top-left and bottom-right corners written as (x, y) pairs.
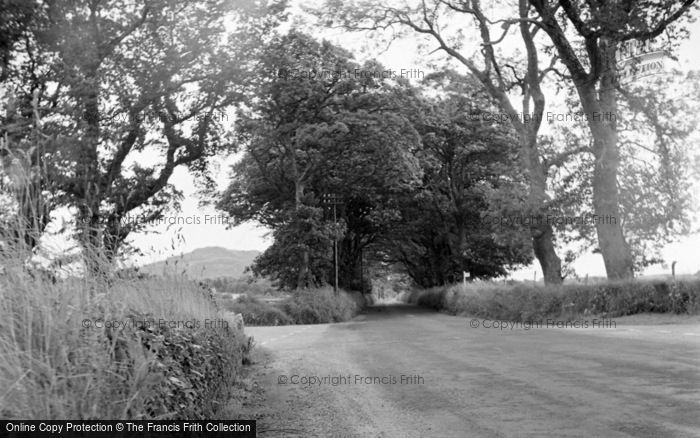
top-left (47, 1), bottom-right (699, 279)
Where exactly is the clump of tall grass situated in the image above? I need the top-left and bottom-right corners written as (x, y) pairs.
top-left (0, 217), bottom-right (249, 419)
top-left (0, 243), bottom-right (250, 419)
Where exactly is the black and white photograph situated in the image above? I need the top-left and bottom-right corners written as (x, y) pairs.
top-left (1, 0), bottom-right (699, 436)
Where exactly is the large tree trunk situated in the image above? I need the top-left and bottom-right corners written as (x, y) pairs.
top-left (292, 176), bottom-right (311, 289)
top-left (589, 116), bottom-right (635, 279)
top-left (523, 137), bottom-right (563, 285)
top-left (339, 234), bottom-right (370, 292)
top-left (531, 221), bottom-right (563, 284)
top-left (338, 236), bottom-right (359, 291)
top-left (527, 2), bottom-right (676, 281)
top-left (77, 60), bottom-right (107, 279)
top-left (586, 40), bottom-right (634, 280)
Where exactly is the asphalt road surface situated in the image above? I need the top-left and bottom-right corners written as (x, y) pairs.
top-left (245, 305), bottom-right (700, 438)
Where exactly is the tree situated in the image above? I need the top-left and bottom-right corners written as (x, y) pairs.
top-left (218, 31), bottom-right (423, 289)
top-left (1, 90), bottom-right (63, 252)
top-left (528, 0), bottom-right (697, 279)
top-left (318, 0), bottom-right (584, 284)
top-left (321, 99), bottom-right (423, 292)
top-left (547, 69), bottom-right (699, 273)
top-left (0, 0), bottom-right (37, 82)
top-left (378, 72), bottom-right (533, 286)
top-left (249, 205), bottom-right (338, 289)
top-left (0, 1), bottom-right (60, 251)
top-left (1, 0), bottom-right (286, 273)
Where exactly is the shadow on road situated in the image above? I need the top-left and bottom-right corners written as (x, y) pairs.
top-left (360, 303), bottom-right (435, 319)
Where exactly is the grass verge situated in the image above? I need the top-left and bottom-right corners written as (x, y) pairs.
top-left (405, 277), bottom-right (700, 322)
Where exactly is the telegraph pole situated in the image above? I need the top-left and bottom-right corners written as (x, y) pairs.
top-left (322, 193), bottom-right (342, 295)
top-left (359, 247), bottom-right (363, 294)
top-left (333, 200), bottom-right (338, 295)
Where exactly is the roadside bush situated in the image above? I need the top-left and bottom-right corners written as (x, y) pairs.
top-left (282, 287), bottom-right (364, 324)
top-left (227, 295), bottom-right (294, 326)
top-left (587, 279), bottom-right (700, 316)
top-left (409, 287), bottom-right (444, 310)
top-left (227, 287), bottom-right (365, 326)
top-left (406, 278), bottom-right (700, 322)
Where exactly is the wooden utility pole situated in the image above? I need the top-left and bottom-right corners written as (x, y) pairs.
top-left (322, 193), bottom-right (342, 295)
top-left (359, 247), bottom-right (363, 293)
top-left (333, 200), bottom-right (338, 295)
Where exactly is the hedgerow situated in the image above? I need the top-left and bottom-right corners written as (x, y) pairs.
top-left (406, 277), bottom-right (700, 322)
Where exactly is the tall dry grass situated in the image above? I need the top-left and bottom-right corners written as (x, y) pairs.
top-left (0, 247), bottom-right (247, 419)
top-left (1, 106), bottom-right (248, 419)
top-left (0, 161), bottom-right (246, 418)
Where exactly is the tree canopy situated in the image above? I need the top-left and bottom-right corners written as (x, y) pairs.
top-left (218, 33), bottom-right (535, 290)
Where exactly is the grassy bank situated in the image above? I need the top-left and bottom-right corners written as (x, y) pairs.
top-left (406, 277), bottom-right (700, 322)
top-left (222, 287), bottom-right (366, 326)
top-left (0, 259), bottom-right (250, 419)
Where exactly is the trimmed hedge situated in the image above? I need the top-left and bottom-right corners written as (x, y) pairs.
top-left (103, 308), bottom-right (246, 419)
top-left (407, 278), bottom-right (700, 322)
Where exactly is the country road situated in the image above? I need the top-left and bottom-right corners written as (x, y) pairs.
top-left (244, 305), bottom-right (700, 438)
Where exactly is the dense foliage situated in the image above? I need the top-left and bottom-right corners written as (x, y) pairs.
top-left (217, 33), bottom-right (538, 289)
top-left (377, 72), bottom-right (533, 287)
top-left (1, 0), bottom-right (285, 265)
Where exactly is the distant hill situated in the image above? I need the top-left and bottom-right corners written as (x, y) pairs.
top-left (140, 247), bottom-right (260, 279)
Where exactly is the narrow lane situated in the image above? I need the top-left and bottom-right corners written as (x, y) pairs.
top-left (246, 305), bottom-right (700, 437)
